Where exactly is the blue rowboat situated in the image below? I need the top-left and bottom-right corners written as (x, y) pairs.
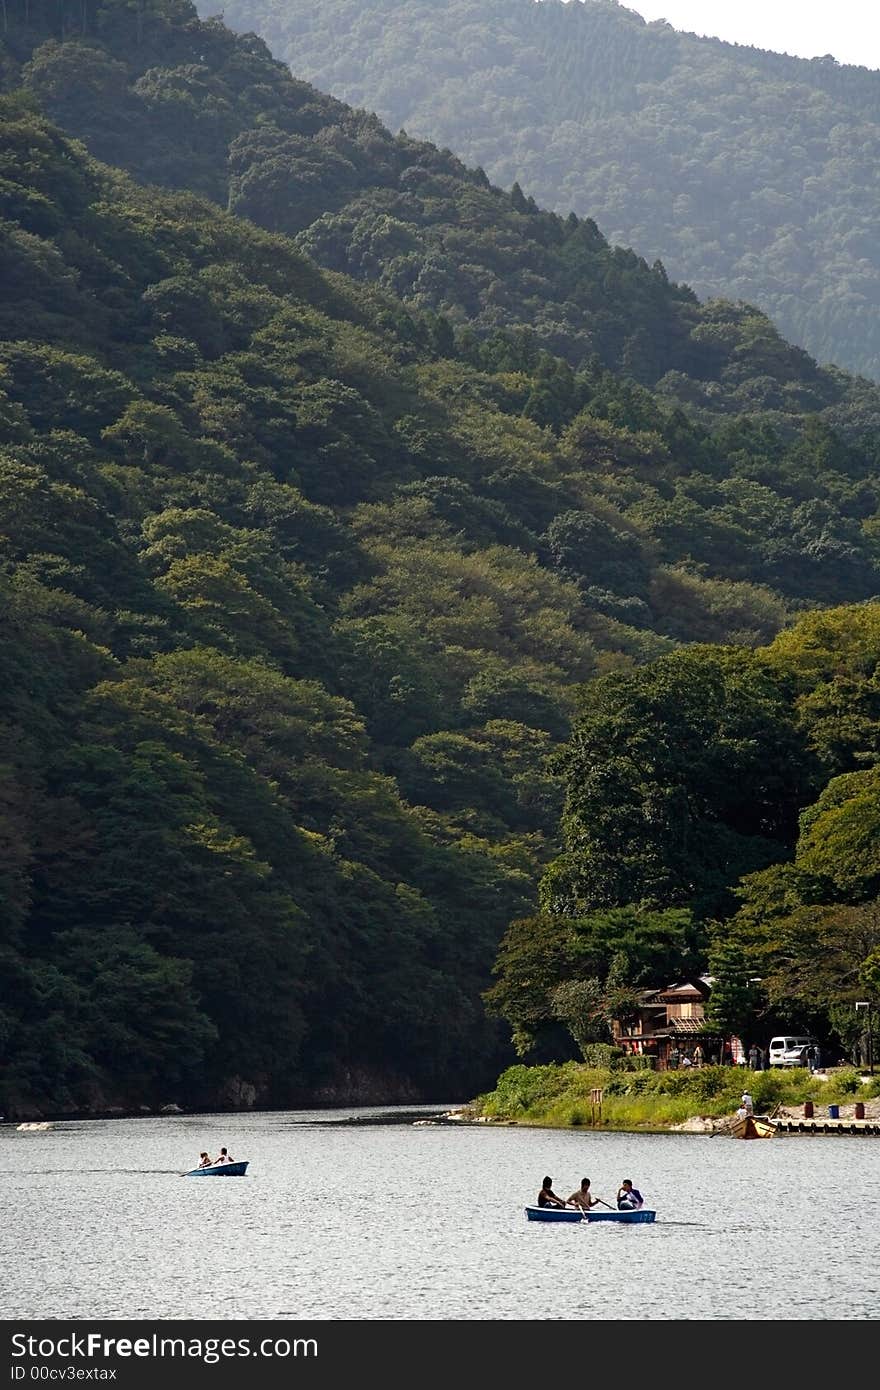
top-left (524, 1205), bottom-right (584, 1222)
top-left (525, 1206), bottom-right (655, 1224)
top-left (185, 1160), bottom-right (249, 1177)
top-left (585, 1208), bottom-right (655, 1223)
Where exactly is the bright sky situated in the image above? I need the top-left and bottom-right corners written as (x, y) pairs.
top-left (626, 1), bottom-right (880, 69)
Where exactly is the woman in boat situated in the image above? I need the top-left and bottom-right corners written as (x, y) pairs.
top-left (567, 1177), bottom-right (599, 1212)
top-left (197, 1152), bottom-right (212, 1168)
top-left (617, 1180), bottom-right (644, 1210)
top-left (537, 1176), bottom-right (568, 1209)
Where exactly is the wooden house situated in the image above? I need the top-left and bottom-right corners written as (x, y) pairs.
top-left (611, 976), bottom-right (738, 1068)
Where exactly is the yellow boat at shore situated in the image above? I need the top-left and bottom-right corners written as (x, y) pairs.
top-left (729, 1113), bottom-right (777, 1139)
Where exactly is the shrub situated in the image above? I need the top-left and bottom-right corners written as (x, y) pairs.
top-left (603, 1074), bottom-right (632, 1096)
top-left (580, 1043), bottom-right (625, 1069)
top-left (835, 1068), bottom-right (862, 1094)
top-left (688, 1065), bottom-right (730, 1100)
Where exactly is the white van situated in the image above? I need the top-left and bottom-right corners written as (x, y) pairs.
top-left (767, 1036), bottom-right (818, 1067)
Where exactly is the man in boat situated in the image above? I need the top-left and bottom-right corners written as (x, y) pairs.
top-left (213, 1147), bottom-right (234, 1164)
top-left (567, 1177), bottom-right (599, 1212)
top-left (617, 1179), bottom-right (644, 1210)
top-left (537, 1176), bottom-right (568, 1208)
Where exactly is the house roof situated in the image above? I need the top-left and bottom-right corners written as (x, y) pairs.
top-left (658, 980), bottom-right (709, 1001)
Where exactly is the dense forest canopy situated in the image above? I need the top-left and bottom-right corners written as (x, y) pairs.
top-left (488, 606), bottom-right (880, 1065)
top-left (1, 0), bottom-right (879, 1114)
top-left (215, 0), bottom-right (880, 382)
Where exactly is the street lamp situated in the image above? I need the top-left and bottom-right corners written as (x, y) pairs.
top-left (855, 1001), bottom-right (874, 1076)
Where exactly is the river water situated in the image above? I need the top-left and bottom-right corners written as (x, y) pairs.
top-left (2, 1106), bottom-right (877, 1320)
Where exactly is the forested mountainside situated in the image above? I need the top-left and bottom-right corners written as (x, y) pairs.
top-left (216, 0), bottom-right (880, 383)
top-left (1, 1), bottom-right (880, 1115)
top-left (4, 0), bottom-right (880, 434)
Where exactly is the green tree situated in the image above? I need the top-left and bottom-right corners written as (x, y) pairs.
top-left (483, 914), bottom-right (581, 1057)
top-left (544, 647), bottom-right (814, 920)
top-left (549, 977), bottom-right (607, 1058)
top-left (704, 939), bottom-right (761, 1043)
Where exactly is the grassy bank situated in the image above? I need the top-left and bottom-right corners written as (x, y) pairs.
top-left (472, 1063), bottom-right (880, 1132)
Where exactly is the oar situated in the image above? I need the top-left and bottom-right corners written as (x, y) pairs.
top-left (595, 1198), bottom-right (617, 1211)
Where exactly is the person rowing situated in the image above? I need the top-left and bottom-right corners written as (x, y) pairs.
top-left (213, 1147), bottom-right (234, 1165)
top-left (537, 1175), bottom-right (568, 1208)
top-left (567, 1177), bottom-right (599, 1212)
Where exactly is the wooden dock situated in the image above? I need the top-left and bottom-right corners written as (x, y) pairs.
top-left (774, 1117), bottom-right (880, 1136)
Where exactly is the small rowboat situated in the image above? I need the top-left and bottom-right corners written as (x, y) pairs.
top-left (524, 1205), bottom-right (584, 1222)
top-left (185, 1160), bottom-right (249, 1177)
top-left (729, 1114), bottom-right (776, 1140)
top-left (525, 1206), bottom-right (655, 1224)
top-left (584, 1208), bottom-right (655, 1223)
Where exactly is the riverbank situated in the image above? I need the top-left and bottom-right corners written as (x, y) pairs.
top-left (466, 1062), bottom-right (880, 1132)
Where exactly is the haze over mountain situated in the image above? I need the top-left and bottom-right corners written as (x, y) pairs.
top-left (215, 0), bottom-right (880, 382)
top-left (1, 0), bottom-right (879, 1115)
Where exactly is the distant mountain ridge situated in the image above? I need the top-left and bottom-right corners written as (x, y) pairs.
top-left (212, 0), bottom-right (880, 381)
top-left (3, 0), bottom-right (880, 436)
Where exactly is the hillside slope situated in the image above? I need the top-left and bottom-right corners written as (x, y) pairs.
top-left (215, 0), bottom-right (880, 381)
top-left (3, 0), bottom-right (880, 432)
top-left (2, 1), bottom-right (880, 1115)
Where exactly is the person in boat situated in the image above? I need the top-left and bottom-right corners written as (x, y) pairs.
top-left (567, 1177), bottom-right (599, 1212)
top-left (617, 1179), bottom-right (644, 1210)
top-left (197, 1152), bottom-right (212, 1168)
top-left (213, 1147), bottom-right (234, 1165)
top-left (537, 1175), bottom-right (568, 1208)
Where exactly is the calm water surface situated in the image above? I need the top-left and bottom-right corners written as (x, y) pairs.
top-left (2, 1107), bottom-right (877, 1320)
